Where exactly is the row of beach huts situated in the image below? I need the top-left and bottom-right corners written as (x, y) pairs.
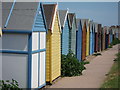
top-left (0, 2), bottom-right (120, 88)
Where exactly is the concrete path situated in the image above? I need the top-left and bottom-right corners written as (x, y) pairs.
top-left (49, 45), bottom-right (119, 88)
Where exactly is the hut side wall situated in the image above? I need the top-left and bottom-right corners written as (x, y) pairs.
top-left (61, 18), bottom-right (70, 55)
top-left (98, 24), bottom-right (101, 52)
top-left (46, 13), bottom-right (61, 83)
top-left (76, 21), bottom-right (82, 61)
top-left (2, 33), bottom-right (28, 51)
top-left (92, 27), bottom-right (95, 54)
top-left (82, 23), bottom-right (87, 60)
top-left (70, 18), bottom-right (77, 55)
top-left (86, 23), bottom-right (90, 56)
top-left (2, 53), bottom-right (28, 88)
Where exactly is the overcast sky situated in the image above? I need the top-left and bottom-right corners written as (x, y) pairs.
top-left (58, 2), bottom-right (118, 27)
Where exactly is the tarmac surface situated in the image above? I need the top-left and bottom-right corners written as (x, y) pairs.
top-left (48, 45), bottom-right (119, 88)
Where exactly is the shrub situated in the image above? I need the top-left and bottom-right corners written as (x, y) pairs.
top-left (0, 79), bottom-right (21, 90)
top-left (93, 53), bottom-right (102, 56)
top-left (108, 44), bottom-right (113, 48)
top-left (61, 51), bottom-right (86, 77)
top-left (111, 38), bottom-right (120, 46)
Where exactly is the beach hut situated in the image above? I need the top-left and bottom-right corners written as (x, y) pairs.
top-left (92, 22), bottom-right (95, 54)
top-left (86, 19), bottom-right (90, 56)
top-left (1, 2), bottom-right (46, 88)
top-left (89, 21), bottom-right (94, 55)
top-left (111, 26), bottom-right (116, 40)
top-left (105, 26), bottom-right (109, 49)
top-left (98, 24), bottom-right (102, 52)
top-left (115, 26), bottom-right (119, 39)
top-left (42, 4), bottom-right (61, 83)
top-left (101, 27), bottom-right (104, 51)
top-left (118, 26), bottom-right (120, 40)
top-left (0, 2), bottom-right (1, 37)
top-left (94, 23), bottom-right (98, 52)
top-left (103, 27), bottom-right (106, 50)
top-left (59, 10), bottom-right (70, 55)
top-left (109, 27), bottom-right (113, 44)
top-left (76, 19), bottom-right (82, 61)
top-left (0, 30), bottom-right (1, 38)
top-left (68, 13), bottom-right (77, 55)
top-left (108, 27), bottom-right (111, 45)
top-left (81, 19), bottom-right (87, 60)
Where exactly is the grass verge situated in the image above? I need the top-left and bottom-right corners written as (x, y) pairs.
top-left (100, 52), bottom-right (120, 88)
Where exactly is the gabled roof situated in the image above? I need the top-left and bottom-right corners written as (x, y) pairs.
top-left (42, 4), bottom-right (57, 31)
top-left (103, 26), bottom-right (107, 34)
top-left (106, 26), bottom-right (110, 34)
top-left (76, 19), bottom-right (80, 31)
top-left (68, 13), bottom-right (76, 28)
top-left (2, 2), bottom-right (39, 30)
top-left (80, 19), bottom-right (88, 31)
top-left (90, 21), bottom-right (93, 32)
top-left (98, 24), bottom-right (102, 33)
top-left (58, 10), bottom-right (68, 28)
top-left (94, 22), bottom-right (98, 32)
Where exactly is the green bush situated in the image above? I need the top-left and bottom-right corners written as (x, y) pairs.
top-left (0, 79), bottom-right (21, 90)
top-left (61, 51), bottom-right (86, 77)
top-left (111, 38), bottom-right (120, 46)
top-left (93, 53), bottom-right (102, 56)
top-left (108, 44), bottom-right (113, 48)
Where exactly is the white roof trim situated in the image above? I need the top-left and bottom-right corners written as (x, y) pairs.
top-left (62, 10), bottom-right (69, 28)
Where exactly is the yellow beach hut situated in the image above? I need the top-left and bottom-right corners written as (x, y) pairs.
top-left (86, 19), bottom-right (90, 56)
top-left (42, 4), bottom-right (61, 83)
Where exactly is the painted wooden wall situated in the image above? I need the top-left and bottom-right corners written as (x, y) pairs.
top-left (0, 27), bottom-right (2, 37)
top-left (105, 34), bottom-right (109, 49)
top-left (46, 13), bottom-right (61, 83)
top-left (115, 27), bottom-right (119, 39)
top-left (86, 21), bottom-right (90, 56)
top-left (98, 24), bottom-right (102, 52)
top-left (101, 27), bottom-right (103, 51)
top-left (61, 17), bottom-right (70, 55)
top-left (31, 5), bottom-right (46, 88)
top-left (102, 27), bottom-right (106, 50)
top-left (70, 17), bottom-right (77, 55)
top-left (2, 34), bottom-right (28, 88)
top-left (90, 21), bottom-right (93, 55)
top-left (94, 24), bottom-right (98, 52)
top-left (82, 22), bottom-right (87, 60)
top-left (92, 24), bottom-right (95, 54)
top-left (76, 20), bottom-right (82, 62)
top-left (118, 27), bottom-right (120, 40)
top-left (110, 29), bottom-right (113, 43)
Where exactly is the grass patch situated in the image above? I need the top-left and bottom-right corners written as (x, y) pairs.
top-left (100, 52), bottom-right (120, 88)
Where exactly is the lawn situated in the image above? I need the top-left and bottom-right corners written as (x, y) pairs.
top-left (101, 52), bottom-right (120, 88)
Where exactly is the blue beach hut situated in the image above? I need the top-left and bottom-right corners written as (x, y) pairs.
top-left (89, 21), bottom-right (94, 55)
top-left (59, 10), bottom-right (70, 55)
top-left (76, 19), bottom-right (82, 61)
top-left (92, 22), bottom-right (95, 54)
top-left (109, 27), bottom-right (113, 43)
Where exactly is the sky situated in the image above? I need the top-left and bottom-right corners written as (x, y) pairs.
top-left (58, 2), bottom-right (118, 27)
